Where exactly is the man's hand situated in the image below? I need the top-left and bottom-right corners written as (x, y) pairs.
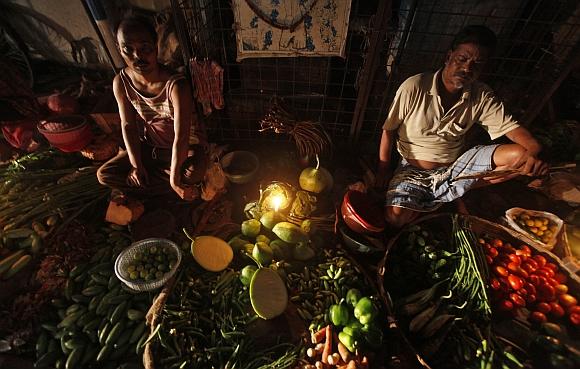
top-left (375, 164), bottom-right (393, 189)
top-left (127, 166), bottom-right (149, 187)
top-left (171, 182), bottom-right (198, 201)
top-left (511, 150), bottom-right (549, 177)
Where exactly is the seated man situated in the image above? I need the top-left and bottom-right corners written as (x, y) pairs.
top-left (97, 15), bottom-right (205, 201)
top-left (377, 25), bottom-right (548, 228)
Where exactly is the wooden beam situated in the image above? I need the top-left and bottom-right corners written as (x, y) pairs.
top-left (348, 0), bottom-right (392, 146)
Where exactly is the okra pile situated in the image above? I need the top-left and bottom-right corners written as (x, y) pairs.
top-left (152, 265), bottom-right (301, 369)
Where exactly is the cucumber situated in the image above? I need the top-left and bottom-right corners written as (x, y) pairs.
top-left (36, 330), bottom-right (49, 357)
top-left (71, 294), bottom-right (90, 304)
top-left (0, 250), bottom-right (25, 276)
top-left (96, 343), bottom-right (113, 362)
top-left (107, 294), bottom-right (131, 305)
top-left (69, 264), bottom-right (89, 279)
top-left (115, 329), bottom-right (133, 347)
top-left (127, 309), bottom-right (145, 321)
top-left (109, 301), bottom-right (128, 325)
top-left (107, 275), bottom-right (120, 290)
top-left (4, 227), bottom-right (34, 239)
top-left (105, 321), bottom-right (125, 345)
top-left (87, 294), bottom-right (102, 311)
top-left (41, 322), bottom-right (58, 333)
top-left (65, 304), bottom-right (83, 316)
top-left (81, 285), bottom-right (106, 297)
top-left (81, 345), bottom-right (98, 365)
top-left (129, 321), bottom-right (146, 344)
top-left (57, 311), bottom-right (83, 329)
top-left (82, 317), bottom-right (101, 333)
top-left (51, 298), bottom-right (68, 309)
top-left (64, 337), bottom-right (86, 350)
top-left (98, 322), bottom-right (112, 345)
top-left (64, 280), bottom-right (75, 301)
top-left (89, 273), bottom-right (109, 285)
top-left (34, 350), bottom-right (60, 368)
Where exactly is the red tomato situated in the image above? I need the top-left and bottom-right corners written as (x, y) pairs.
top-left (544, 262), bottom-right (558, 271)
top-left (525, 258), bottom-right (539, 270)
top-left (498, 299), bottom-right (513, 311)
top-left (537, 284), bottom-right (556, 302)
top-left (530, 311), bottom-right (547, 323)
top-left (519, 245), bottom-right (531, 256)
top-left (507, 275), bottom-right (523, 291)
top-left (529, 275), bottom-right (540, 286)
top-left (515, 249), bottom-right (529, 260)
top-left (510, 293), bottom-right (526, 307)
top-left (488, 247), bottom-right (498, 258)
top-left (536, 302), bottom-right (551, 314)
top-left (494, 265), bottom-right (509, 277)
top-left (518, 287), bottom-right (528, 296)
top-left (503, 244), bottom-right (516, 254)
top-left (536, 276), bottom-right (549, 286)
top-left (492, 239), bottom-right (503, 248)
top-left (514, 267), bottom-right (528, 279)
top-left (507, 262), bottom-right (520, 273)
top-left (521, 262), bottom-right (536, 274)
top-left (546, 278), bottom-right (560, 288)
top-left (525, 283), bottom-right (537, 296)
top-left (508, 254), bottom-right (521, 265)
top-left (554, 273), bottom-right (567, 284)
top-left (534, 268), bottom-right (552, 279)
top-left (539, 267), bottom-right (555, 278)
top-left (533, 255), bottom-right (547, 268)
top-left (559, 294), bottom-right (578, 308)
top-left (526, 294), bottom-right (537, 304)
top-left (486, 255), bottom-right (493, 265)
top-left (489, 278), bottom-right (501, 290)
top-left (569, 313), bottom-right (580, 326)
top-left (567, 305), bottom-right (580, 315)
top-left (549, 302), bottom-right (565, 318)
top-left (478, 238), bottom-right (486, 245)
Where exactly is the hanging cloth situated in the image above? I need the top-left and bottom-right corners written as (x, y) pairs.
top-left (190, 59), bottom-right (224, 116)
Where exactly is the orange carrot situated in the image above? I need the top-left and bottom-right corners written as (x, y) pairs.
top-left (311, 326), bottom-right (328, 344)
top-left (337, 341), bottom-right (351, 363)
top-left (321, 325), bottom-right (332, 364)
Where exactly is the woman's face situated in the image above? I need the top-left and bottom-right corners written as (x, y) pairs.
top-left (117, 26), bottom-right (157, 75)
top-left (442, 42), bottom-right (489, 92)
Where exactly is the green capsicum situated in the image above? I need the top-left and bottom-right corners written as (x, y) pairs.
top-left (354, 297), bottom-right (376, 325)
top-left (346, 288), bottom-right (361, 307)
top-left (329, 303), bottom-right (350, 327)
top-left (338, 330), bottom-right (357, 353)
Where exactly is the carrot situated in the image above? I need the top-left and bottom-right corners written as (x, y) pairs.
top-left (337, 341), bottom-right (351, 363)
top-left (346, 360), bottom-right (357, 369)
top-left (321, 325), bottom-right (332, 364)
top-left (312, 326), bottom-right (328, 344)
top-left (360, 356), bottom-right (369, 369)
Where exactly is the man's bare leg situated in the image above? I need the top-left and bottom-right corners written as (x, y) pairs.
top-left (385, 206), bottom-right (421, 229)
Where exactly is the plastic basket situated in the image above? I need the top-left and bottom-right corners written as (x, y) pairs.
top-left (38, 115), bottom-right (93, 152)
top-left (114, 238), bottom-right (182, 292)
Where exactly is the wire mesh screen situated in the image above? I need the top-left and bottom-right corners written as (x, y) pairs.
top-left (173, 0), bottom-right (580, 151)
top-left (173, 0), bottom-right (379, 147)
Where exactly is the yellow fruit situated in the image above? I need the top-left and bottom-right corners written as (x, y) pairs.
top-left (520, 214), bottom-right (530, 220)
top-left (298, 155), bottom-right (333, 194)
top-left (529, 227), bottom-right (538, 234)
top-left (191, 236), bottom-right (233, 272)
top-left (525, 219), bottom-right (535, 227)
top-left (249, 268), bottom-right (288, 319)
top-left (241, 219), bottom-right (261, 238)
top-left (534, 219), bottom-right (543, 228)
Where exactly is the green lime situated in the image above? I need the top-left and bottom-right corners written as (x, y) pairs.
top-left (241, 219), bottom-right (261, 238)
top-left (240, 265), bottom-right (258, 286)
top-left (252, 242), bottom-right (273, 266)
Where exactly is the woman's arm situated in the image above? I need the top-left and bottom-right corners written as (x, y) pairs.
top-left (169, 78), bottom-right (194, 199)
top-left (113, 74), bottom-right (148, 186)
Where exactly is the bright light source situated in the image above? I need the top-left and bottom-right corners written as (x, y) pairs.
top-left (271, 194), bottom-right (284, 212)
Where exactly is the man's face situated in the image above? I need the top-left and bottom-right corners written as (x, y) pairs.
top-left (117, 27), bottom-right (157, 75)
top-left (442, 42), bottom-right (489, 92)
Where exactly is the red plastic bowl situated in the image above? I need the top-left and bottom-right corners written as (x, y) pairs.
top-left (38, 115), bottom-right (93, 152)
top-left (341, 190), bottom-right (386, 234)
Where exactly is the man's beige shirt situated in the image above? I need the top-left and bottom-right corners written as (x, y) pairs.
top-left (382, 70), bottom-right (519, 163)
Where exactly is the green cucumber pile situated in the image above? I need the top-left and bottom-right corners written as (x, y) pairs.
top-left (35, 225), bottom-right (154, 369)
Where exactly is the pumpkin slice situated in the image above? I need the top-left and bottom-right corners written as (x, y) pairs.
top-left (191, 236), bottom-right (233, 272)
top-left (249, 268), bottom-right (288, 319)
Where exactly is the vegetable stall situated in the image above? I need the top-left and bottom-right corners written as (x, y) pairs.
top-left (0, 139), bottom-right (579, 369)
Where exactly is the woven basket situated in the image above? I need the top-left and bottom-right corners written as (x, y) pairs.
top-left (114, 238), bottom-right (182, 292)
top-left (377, 213), bottom-right (580, 369)
top-left (80, 135), bottom-right (119, 161)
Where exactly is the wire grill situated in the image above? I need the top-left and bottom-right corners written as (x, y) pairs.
top-left (172, 0), bottom-right (580, 152)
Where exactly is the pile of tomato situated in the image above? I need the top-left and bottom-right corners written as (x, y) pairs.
top-left (480, 238), bottom-right (579, 327)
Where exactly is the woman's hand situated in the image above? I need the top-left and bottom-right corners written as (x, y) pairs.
top-left (127, 166), bottom-right (149, 187)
